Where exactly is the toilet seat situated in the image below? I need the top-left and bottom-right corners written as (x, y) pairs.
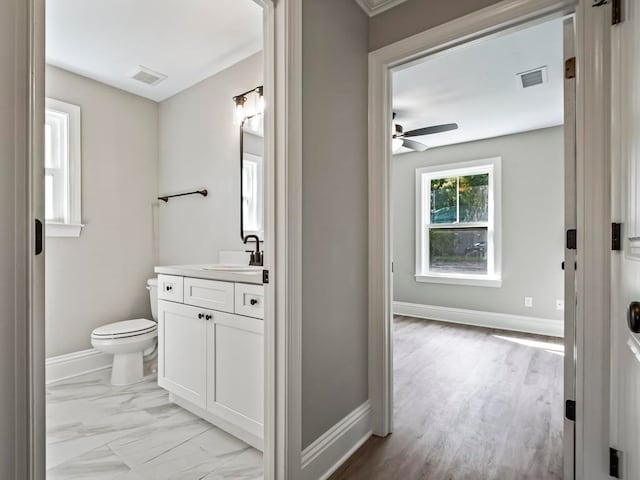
top-left (91, 319), bottom-right (157, 340)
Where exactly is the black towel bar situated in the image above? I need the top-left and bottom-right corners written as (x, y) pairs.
top-left (158, 189), bottom-right (208, 203)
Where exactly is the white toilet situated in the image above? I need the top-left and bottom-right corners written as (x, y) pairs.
top-left (91, 278), bottom-right (158, 386)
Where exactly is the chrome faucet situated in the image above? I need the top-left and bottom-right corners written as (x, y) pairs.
top-left (243, 235), bottom-right (263, 266)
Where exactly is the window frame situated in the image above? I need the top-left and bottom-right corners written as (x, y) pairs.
top-left (415, 157), bottom-right (502, 287)
top-left (45, 98), bottom-right (82, 237)
top-left (242, 152), bottom-right (264, 239)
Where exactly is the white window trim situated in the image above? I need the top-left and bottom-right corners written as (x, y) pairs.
top-left (415, 157), bottom-right (502, 287)
top-left (45, 98), bottom-right (83, 237)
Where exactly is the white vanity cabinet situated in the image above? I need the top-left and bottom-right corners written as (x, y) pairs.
top-left (156, 273), bottom-right (265, 450)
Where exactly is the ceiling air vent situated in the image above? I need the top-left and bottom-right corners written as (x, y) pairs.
top-left (128, 66), bottom-right (167, 86)
top-left (516, 66), bottom-right (548, 89)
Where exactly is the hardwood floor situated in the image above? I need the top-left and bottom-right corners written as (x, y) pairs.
top-left (330, 316), bottom-right (564, 480)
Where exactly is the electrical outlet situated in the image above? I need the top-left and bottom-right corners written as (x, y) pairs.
top-left (556, 299), bottom-right (565, 311)
top-left (524, 297), bottom-right (533, 308)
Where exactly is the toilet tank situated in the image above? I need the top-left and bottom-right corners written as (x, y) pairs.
top-left (147, 278), bottom-right (158, 321)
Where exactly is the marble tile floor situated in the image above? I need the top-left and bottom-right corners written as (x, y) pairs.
top-left (46, 369), bottom-right (263, 480)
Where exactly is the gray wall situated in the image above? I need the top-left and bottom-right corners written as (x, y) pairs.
top-left (393, 127), bottom-right (564, 321)
top-left (158, 52), bottom-right (263, 265)
top-left (45, 66), bottom-right (159, 358)
top-left (369, 0), bottom-right (501, 51)
top-left (302, 0), bottom-right (369, 449)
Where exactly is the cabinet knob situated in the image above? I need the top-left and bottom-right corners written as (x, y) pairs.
top-left (205, 314), bottom-right (212, 321)
top-left (198, 313), bottom-right (204, 319)
top-left (250, 298), bottom-right (258, 306)
top-left (166, 285), bottom-right (173, 291)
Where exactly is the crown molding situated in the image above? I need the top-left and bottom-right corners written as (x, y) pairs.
top-left (353, 0), bottom-right (410, 17)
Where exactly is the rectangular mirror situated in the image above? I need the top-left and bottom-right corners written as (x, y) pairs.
top-left (241, 115), bottom-right (264, 240)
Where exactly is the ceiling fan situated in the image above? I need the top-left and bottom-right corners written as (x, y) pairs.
top-left (392, 113), bottom-right (458, 153)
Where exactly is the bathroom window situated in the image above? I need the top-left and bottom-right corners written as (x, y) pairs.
top-left (45, 98), bottom-right (82, 237)
top-left (242, 152), bottom-right (264, 237)
top-left (415, 157), bottom-right (502, 287)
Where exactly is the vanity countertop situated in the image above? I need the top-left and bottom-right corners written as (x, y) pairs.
top-left (154, 264), bottom-right (264, 285)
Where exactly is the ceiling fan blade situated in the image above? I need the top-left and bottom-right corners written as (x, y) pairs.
top-left (403, 123), bottom-right (458, 137)
top-left (402, 138), bottom-right (428, 152)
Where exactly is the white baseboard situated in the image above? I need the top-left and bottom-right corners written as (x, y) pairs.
top-left (46, 348), bottom-right (112, 384)
top-left (301, 401), bottom-right (371, 480)
top-left (394, 301), bottom-right (564, 338)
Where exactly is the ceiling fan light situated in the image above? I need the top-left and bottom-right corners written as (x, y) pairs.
top-left (392, 138), bottom-right (403, 152)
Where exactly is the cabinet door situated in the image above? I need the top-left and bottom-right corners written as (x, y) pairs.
top-left (207, 311), bottom-right (264, 436)
top-left (157, 300), bottom-right (207, 408)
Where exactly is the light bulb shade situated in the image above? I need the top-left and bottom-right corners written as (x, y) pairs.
top-left (236, 104), bottom-right (246, 123)
top-left (234, 95), bottom-right (247, 123)
top-left (392, 138), bottom-right (403, 152)
top-left (256, 86), bottom-right (265, 114)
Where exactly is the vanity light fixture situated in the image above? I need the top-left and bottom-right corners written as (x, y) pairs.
top-left (232, 85), bottom-right (264, 123)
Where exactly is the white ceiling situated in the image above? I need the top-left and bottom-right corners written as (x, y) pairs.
top-left (392, 18), bottom-right (564, 154)
top-left (46, 0), bottom-right (263, 102)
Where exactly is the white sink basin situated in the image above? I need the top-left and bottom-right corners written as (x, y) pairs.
top-left (200, 264), bottom-right (262, 272)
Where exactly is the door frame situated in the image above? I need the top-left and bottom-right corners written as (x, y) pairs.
top-left (368, 0), bottom-right (612, 477)
top-left (22, 0), bottom-right (303, 479)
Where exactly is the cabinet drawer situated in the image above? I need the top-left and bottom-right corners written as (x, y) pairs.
top-left (157, 275), bottom-right (184, 303)
top-left (184, 277), bottom-right (234, 313)
top-left (234, 283), bottom-right (264, 319)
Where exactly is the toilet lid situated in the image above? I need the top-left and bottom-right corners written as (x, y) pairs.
top-left (91, 319), bottom-right (157, 339)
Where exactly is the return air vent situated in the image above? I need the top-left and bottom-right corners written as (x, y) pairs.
top-left (516, 66), bottom-right (548, 89)
top-left (128, 66), bottom-right (167, 86)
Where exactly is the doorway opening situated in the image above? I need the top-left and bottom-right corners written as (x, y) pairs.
top-left (42, 1), bottom-right (275, 479)
top-left (339, 7), bottom-right (584, 479)
top-left (386, 17), bottom-right (570, 477)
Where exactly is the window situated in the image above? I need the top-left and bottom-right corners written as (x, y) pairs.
top-left (45, 98), bottom-right (82, 237)
top-left (242, 152), bottom-right (264, 237)
top-left (416, 157), bottom-right (501, 287)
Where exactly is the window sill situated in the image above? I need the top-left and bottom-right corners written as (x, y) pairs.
top-left (46, 222), bottom-right (84, 238)
top-left (415, 273), bottom-right (502, 288)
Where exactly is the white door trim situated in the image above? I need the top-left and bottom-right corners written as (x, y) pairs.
top-left (273, 0), bottom-right (304, 478)
top-left (368, 0), bottom-right (611, 477)
top-left (25, 1), bottom-right (303, 480)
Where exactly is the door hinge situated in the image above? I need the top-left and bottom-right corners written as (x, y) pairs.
top-left (566, 229), bottom-right (577, 250)
top-left (564, 57), bottom-right (576, 79)
top-left (592, 0), bottom-right (623, 25)
top-left (610, 448), bottom-right (621, 478)
top-left (262, 269), bottom-right (269, 284)
top-left (612, 223), bottom-right (622, 251)
top-left (565, 399), bottom-right (576, 421)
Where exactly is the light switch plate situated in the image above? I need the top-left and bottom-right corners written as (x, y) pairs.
top-left (524, 297), bottom-right (533, 308)
top-left (556, 299), bottom-right (565, 311)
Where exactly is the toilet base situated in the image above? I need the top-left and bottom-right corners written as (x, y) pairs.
top-left (111, 351), bottom-right (144, 385)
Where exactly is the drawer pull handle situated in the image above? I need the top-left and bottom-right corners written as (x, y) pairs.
top-left (198, 313), bottom-right (204, 319)
top-left (205, 314), bottom-right (212, 321)
top-left (165, 285), bottom-right (173, 292)
top-left (250, 298), bottom-right (258, 306)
